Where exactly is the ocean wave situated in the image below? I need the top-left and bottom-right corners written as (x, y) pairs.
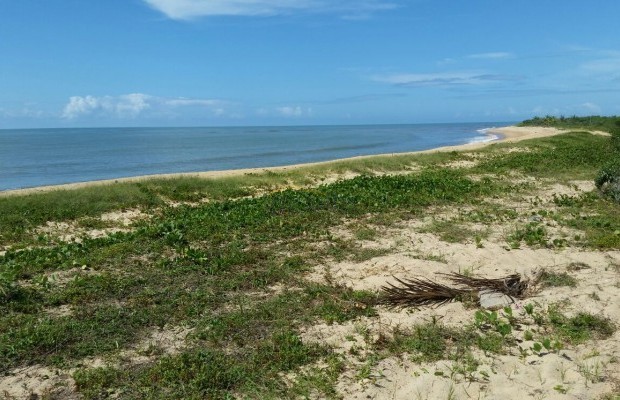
top-left (476, 127), bottom-right (495, 134)
top-left (468, 133), bottom-right (500, 144)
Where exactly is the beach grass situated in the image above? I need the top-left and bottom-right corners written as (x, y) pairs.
top-left (1, 121), bottom-right (620, 398)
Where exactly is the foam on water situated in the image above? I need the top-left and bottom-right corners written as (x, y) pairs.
top-left (467, 127), bottom-right (501, 144)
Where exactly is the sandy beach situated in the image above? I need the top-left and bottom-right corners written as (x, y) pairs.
top-left (1, 125), bottom-right (593, 197)
top-left (1, 123), bottom-right (619, 398)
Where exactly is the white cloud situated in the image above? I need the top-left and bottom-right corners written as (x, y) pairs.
top-left (371, 71), bottom-right (521, 87)
top-left (531, 102), bottom-right (604, 117)
top-left (142, 0), bottom-right (397, 19)
top-left (581, 58), bottom-right (620, 73)
top-left (164, 98), bottom-right (225, 107)
top-left (62, 94), bottom-right (228, 120)
top-left (116, 93), bottom-right (152, 116)
top-left (0, 106), bottom-right (46, 119)
top-left (62, 95), bottom-right (101, 119)
top-left (467, 52), bottom-right (514, 60)
top-left (257, 105), bottom-right (311, 117)
top-left (580, 102), bottom-right (602, 114)
top-left (62, 94), bottom-right (152, 119)
top-left (275, 105), bottom-right (311, 117)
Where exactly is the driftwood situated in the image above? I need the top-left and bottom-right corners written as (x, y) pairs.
top-left (379, 273), bottom-right (531, 309)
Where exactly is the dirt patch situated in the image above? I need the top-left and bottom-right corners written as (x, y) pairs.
top-left (43, 304), bottom-right (73, 318)
top-left (443, 160), bottom-right (479, 169)
top-left (0, 364), bottom-right (78, 399)
top-left (503, 146), bottom-right (535, 153)
top-left (118, 325), bottom-right (194, 365)
top-left (47, 267), bottom-right (101, 288)
top-left (99, 209), bottom-right (148, 225)
top-left (524, 180), bottom-right (595, 204)
top-left (35, 220), bottom-right (129, 243)
top-left (33, 208), bottom-right (149, 243)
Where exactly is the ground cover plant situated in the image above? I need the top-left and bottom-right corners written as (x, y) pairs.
top-left (1, 119), bottom-right (620, 398)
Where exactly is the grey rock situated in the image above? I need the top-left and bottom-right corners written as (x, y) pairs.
top-left (479, 289), bottom-right (514, 310)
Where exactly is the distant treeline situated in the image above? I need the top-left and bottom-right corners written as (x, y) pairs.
top-left (520, 115), bottom-right (620, 134)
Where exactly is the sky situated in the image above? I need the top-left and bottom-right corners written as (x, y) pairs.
top-left (1, 0), bottom-right (619, 128)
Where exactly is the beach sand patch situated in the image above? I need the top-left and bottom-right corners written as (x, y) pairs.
top-left (99, 209), bottom-right (149, 225)
top-left (32, 208), bottom-right (150, 243)
top-left (0, 364), bottom-right (78, 399)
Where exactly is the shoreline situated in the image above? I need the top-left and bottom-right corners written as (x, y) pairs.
top-left (0, 126), bottom-right (574, 197)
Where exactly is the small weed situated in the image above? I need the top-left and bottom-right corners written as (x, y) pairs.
top-left (413, 253), bottom-right (448, 263)
top-left (539, 271), bottom-right (578, 288)
top-left (566, 262), bottom-right (591, 271)
top-left (420, 220), bottom-right (487, 244)
top-left (354, 227), bottom-right (379, 241)
top-left (531, 337), bottom-right (563, 356)
top-left (553, 384), bottom-right (568, 394)
top-left (474, 309), bottom-right (513, 337)
top-left (389, 322), bottom-right (451, 362)
top-left (474, 235), bottom-right (484, 248)
top-left (508, 222), bottom-right (548, 248)
top-left (578, 360), bottom-right (606, 386)
top-left (356, 353), bottom-right (381, 382)
top-left (350, 247), bottom-right (392, 263)
top-left (549, 309), bottom-right (616, 344)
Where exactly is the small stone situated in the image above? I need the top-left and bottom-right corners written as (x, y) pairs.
top-left (479, 289), bottom-right (514, 310)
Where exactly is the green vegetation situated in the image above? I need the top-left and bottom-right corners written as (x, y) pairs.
top-left (508, 222), bottom-right (548, 248)
top-left (472, 131), bottom-right (616, 180)
top-left (521, 115), bottom-right (620, 203)
top-left (419, 220), bottom-right (489, 244)
top-left (538, 270), bottom-right (578, 288)
top-left (519, 114), bottom-right (620, 133)
top-left (548, 309), bottom-right (616, 344)
top-left (1, 118), bottom-right (620, 397)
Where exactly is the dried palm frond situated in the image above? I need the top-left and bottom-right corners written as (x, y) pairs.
top-left (440, 273), bottom-right (528, 298)
top-left (379, 276), bottom-right (474, 309)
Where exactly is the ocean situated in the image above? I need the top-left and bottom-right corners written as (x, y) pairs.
top-left (0, 123), bottom-right (509, 191)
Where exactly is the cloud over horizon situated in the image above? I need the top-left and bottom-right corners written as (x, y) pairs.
top-left (62, 94), bottom-right (229, 120)
top-left (142, 0), bottom-right (397, 19)
top-left (371, 71), bottom-right (523, 88)
top-left (467, 52), bottom-right (514, 60)
top-left (256, 105), bottom-right (312, 118)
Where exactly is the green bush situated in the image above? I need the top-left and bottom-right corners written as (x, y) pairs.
top-left (595, 159), bottom-right (620, 203)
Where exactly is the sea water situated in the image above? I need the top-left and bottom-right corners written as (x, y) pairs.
top-left (0, 123), bottom-right (509, 191)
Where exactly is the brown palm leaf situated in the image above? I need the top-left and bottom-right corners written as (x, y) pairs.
top-left (379, 276), bottom-right (474, 309)
top-left (440, 273), bottom-right (528, 298)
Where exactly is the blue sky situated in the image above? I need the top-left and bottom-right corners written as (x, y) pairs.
top-left (1, 0), bottom-right (619, 128)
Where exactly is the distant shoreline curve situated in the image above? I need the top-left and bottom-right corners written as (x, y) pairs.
top-left (0, 126), bottom-right (575, 196)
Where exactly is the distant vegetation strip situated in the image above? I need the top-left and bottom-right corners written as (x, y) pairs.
top-left (521, 115), bottom-right (620, 203)
top-left (520, 114), bottom-right (620, 133)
